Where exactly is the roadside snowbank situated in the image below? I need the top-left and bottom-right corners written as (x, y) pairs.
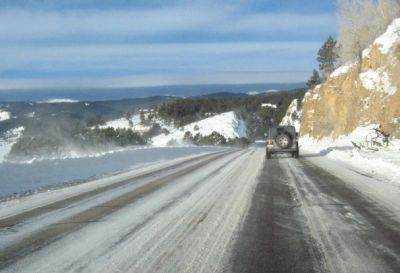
top-left (300, 125), bottom-right (400, 184)
top-left (152, 111), bottom-right (247, 146)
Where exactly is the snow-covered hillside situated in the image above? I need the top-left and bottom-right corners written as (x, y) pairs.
top-left (152, 111), bottom-right (247, 146)
top-left (100, 111), bottom-right (247, 147)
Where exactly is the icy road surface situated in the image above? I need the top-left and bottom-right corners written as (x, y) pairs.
top-left (0, 148), bottom-right (399, 272)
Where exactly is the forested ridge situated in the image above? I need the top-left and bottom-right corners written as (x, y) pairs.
top-left (157, 89), bottom-right (305, 139)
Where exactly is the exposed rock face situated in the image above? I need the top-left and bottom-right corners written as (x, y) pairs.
top-left (300, 18), bottom-right (400, 139)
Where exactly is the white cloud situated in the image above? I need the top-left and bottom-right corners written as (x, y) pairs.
top-left (0, 41), bottom-right (320, 71)
top-left (0, 3), bottom-right (334, 89)
top-left (215, 13), bottom-right (336, 34)
top-left (0, 8), bottom-right (335, 41)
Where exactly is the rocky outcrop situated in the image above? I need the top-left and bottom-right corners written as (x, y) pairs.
top-left (300, 18), bottom-right (400, 139)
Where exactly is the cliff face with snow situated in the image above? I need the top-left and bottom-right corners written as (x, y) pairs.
top-left (300, 18), bottom-right (400, 139)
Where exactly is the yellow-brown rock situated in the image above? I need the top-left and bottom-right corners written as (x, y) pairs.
top-left (300, 19), bottom-right (400, 139)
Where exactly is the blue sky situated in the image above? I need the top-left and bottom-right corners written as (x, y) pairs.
top-left (0, 0), bottom-right (337, 89)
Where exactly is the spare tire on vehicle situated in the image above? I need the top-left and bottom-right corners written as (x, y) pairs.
top-left (275, 133), bottom-right (292, 149)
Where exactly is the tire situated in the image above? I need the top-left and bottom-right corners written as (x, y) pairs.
top-left (294, 149), bottom-right (299, 158)
top-left (266, 151), bottom-right (271, 159)
top-left (275, 133), bottom-right (292, 149)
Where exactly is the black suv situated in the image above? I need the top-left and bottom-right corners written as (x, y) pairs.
top-left (266, 126), bottom-right (299, 159)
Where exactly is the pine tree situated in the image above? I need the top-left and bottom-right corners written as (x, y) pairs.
top-left (317, 36), bottom-right (339, 78)
top-left (305, 69), bottom-right (322, 90)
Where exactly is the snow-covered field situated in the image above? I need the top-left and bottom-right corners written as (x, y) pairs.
top-left (0, 146), bottom-right (228, 199)
top-left (300, 125), bottom-right (400, 185)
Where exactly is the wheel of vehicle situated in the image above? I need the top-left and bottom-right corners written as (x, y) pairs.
top-left (266, 150), bottom-right (271, 159)
top-left (275, 133), bottom-right (292, 149)
top-left (294, 150), bottom-right (299, 158)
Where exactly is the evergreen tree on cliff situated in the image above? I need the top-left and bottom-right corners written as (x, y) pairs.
top-left (317, 36), bottom-right (339, 79)
top-left (305, 69), bottom-right (322, 90)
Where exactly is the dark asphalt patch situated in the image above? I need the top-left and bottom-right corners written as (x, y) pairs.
top-left (230, 158), bottom-right (323, 273)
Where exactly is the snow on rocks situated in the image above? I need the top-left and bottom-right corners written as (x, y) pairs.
top-left (0, 110), bottom-right (11, 122)
top-left (360, 69), bottom-right (397, 95)
top-left (300, 125), bottom-right (400, 184)
top-left (330, 63), bottom-right (353, 78)
top-left (374, 18), bottom-right (400, 55)
top-left (152, 111), bottom-right (247, 147)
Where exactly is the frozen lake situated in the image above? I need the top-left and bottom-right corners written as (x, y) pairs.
top-left (0, 146), bottom-right (228, 199)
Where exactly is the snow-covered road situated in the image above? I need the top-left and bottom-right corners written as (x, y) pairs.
top-left (0, 147), bottom-right (399, 272)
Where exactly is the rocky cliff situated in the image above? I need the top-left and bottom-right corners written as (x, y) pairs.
top-left (300, 18), bottom-right (400, 139)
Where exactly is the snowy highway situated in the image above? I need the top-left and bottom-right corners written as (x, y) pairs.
top-left (0, 147), bottom-right (399, 272)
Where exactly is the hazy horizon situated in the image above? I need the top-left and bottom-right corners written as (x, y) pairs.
top-left (0, 82), bottom-right (304, 102)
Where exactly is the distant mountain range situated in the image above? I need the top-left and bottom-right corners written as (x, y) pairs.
top-left (0, 83), bottom-right (304, 102)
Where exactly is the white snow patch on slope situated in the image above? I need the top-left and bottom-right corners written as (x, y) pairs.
top-left (100, 118), bottom-right (131, 130)
top-left (0, 110), bottom-right (11, 122)
top-left (38, 99), bottom-right (79, 104)
top-left (248, 90), bottom-right (277, 95)
top-left (360, 69), bottom-right (397, 95)
top-left (100, 112), bottom-right (172, 133)
top-left (0, 127), bottom-right (24, 162)
top-left (152, 111), bottom-right (247, 146)
top-left (362, 46), bottom-right (372, 58)
top-left (300, 125), bottom-right (400, 184)
top-left (261, 103), bottom-right (277, 109)
top-left (374, 18), bottom-right (400, 54)
top-left (331, 63), bottom-right (353, 78)
top-left (280, 99), bottom-right (302, 132)
top-left (26, 112), bottom-right (35, 118)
